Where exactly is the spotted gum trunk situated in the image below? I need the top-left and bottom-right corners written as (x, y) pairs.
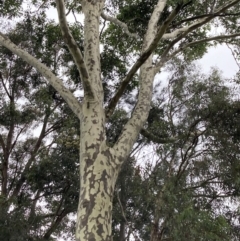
top-left (76, 101), bottom-right (119, 241)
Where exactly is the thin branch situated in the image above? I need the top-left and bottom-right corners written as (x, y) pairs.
top-left (0, 134), bottom-right (5, 153)
top-left (0, 71), bottom-right (11, 99)
top-left (9, 124), bottom-right (28, 154)
top-left (185, 175), bottom-right (220, 190)
top-left (99, 18), bottom-right (106, 40)
top-left (177, 141), bottom-right (196, 179)
top-left (43, 209), bottom-right (69, 239)
top-left (101, 12), bottom-right (139, 39)
top-left (6, 98), bottom-right (15, 158)
top-left (56, 0), bottom-right (94, 99)
top-left (28, 189), bottom-right (41, 222)
top-left (162, 0), bottom-right (240, 40)
top-left (226, 43), bottom-right (240, 69)
top-left (140, 128), bottom-right (176, 144)
top-left (116, 190), bottom-right (128, 224)
top-left (0, 131), bottom-right (7, 196)
top-left (177, 129), bottom-right (206, 180)
top-left (10, 109), bottom-right (51, 198)
top-left (1, 95), bottom-right (16, 196)
top-left (0, 33), bottom-right (82, 118)
top-left (130, 141), bottom-right (145, 157)
top-left (7, 151), bottom-right (20, 193)
top-left (43, 185), bottom-right (72, 239)
top-left (192, 193), bottom-right (233, 199)
top-left (72, 9), bottom-right (82, 25)
top-left (66, 0), bottom-right (78, 16)
top-left (180, 33), bottom-right (240, 49)
top-left (173, 12), bottom-right (240, 28)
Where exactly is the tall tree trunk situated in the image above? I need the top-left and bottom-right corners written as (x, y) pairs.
top-left (76, 153), bottom-right (118, 241)
top-left (76, 101), bottom-right (119, 241)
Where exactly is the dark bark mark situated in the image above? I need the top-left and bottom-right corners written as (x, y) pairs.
top-left (96, 223), bottom-right (104, 237)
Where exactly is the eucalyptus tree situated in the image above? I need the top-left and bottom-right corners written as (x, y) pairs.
top-left (1, 0), bottom-right (240, 241)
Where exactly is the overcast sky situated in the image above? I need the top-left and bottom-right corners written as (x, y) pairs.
top-left (198, 45), bottom-right (239, 78)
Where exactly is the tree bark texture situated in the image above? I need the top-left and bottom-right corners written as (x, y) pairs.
top-left (76, 100), bottom-right (120, 241)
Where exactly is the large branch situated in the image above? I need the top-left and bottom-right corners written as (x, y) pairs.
top-left (82, 0), bottom-right (105, 103)
top-left (56, 0), bottom-right (94, 99)
top-left (106, 2), bottom-right (182, 119)
top-left (101, 12), bottom-right (139, 39)
top-left (113, 0), bottom-right (179, 161)
top-left (0, 33), bottom-right (82, 118)
top-left (111, 0), bottom-right (240, 161)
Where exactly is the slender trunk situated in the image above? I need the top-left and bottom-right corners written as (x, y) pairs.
top-left (119, 221), bottom-right (126, 241)
top-left (0, 202), bottom-right (10, 240)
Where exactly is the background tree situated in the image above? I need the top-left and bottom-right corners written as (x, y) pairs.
top-left (0, 13), bottom-right (81, 240)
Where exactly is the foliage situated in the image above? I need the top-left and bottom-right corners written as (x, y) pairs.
top-left (0, 15), bottom-right (81, 240)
